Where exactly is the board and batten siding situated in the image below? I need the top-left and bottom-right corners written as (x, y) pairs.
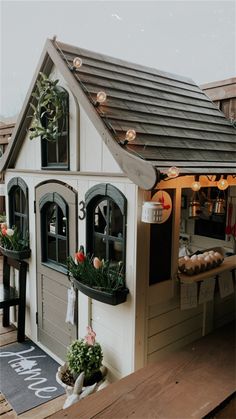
top-left (147, 300), bottom-right (203, 363)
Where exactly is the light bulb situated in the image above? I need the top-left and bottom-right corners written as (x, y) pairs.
top-left (167, 166), bottom-right (180, 178)
top-left (217, 178), bottom-right (228, 190)
top-left (96, 91), bottom-right (107, 104)
top-left (73, 57), bottom-right (82, 69)
top-left (125, 129), bottom-right (136, 141)
top-left (191, 181), bottom-right (201, 191)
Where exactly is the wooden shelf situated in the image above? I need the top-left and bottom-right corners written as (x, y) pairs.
top-left (179, 255), bottom-right (236, 284)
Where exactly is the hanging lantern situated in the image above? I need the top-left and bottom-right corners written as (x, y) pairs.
top-left (141, 201), bottom-right (163, 223)
top-left (188, 192), bottom-right (201, 219)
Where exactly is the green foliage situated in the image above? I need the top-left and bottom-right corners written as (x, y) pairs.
top-left (0, 224), bottom-right (29, 251)
top-left (29, 72), bottom-right (67, 142)
top-left (67, 251), bottom-right (125, 292)
top-left (67, 339), bottom-right (103, 379)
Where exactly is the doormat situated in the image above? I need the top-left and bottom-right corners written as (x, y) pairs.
top-left (0, 339), bottom-right (64, 414)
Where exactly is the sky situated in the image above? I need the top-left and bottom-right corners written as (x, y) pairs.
top-left (1, 0), bottom-right (235, 119)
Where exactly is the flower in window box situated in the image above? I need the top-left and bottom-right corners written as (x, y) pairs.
top-left (0, 224), bottom-right (29, 252)
top-left (67, 246), bottom-right (126, 293)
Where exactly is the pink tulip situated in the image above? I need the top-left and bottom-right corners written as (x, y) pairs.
top-left (93, 257), bottom-right (102, 269)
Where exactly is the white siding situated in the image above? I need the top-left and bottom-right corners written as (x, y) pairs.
top-left (147, 298), bottom-right (203, 363)
top-left (4, 170), bottom-right (137, 381)
top-left (79, 106), bottom-right (122, 173)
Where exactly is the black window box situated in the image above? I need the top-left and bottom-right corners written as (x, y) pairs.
top-left (73, 279), bottom-right (129, 306)
top-left (0, 246), bottom-right (31, 260)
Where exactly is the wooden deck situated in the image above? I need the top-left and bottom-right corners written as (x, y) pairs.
top-left (0, 255), bottom-right (235, 418)
top-left (48, 322), bottom-right (236, 419)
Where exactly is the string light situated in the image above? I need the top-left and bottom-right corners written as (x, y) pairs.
top-left (125, 129), bottom-right (136, 141)
top-left (167, 166), bottom-right (180, 178)
top-left (96, 91), bottom-right (107, 104)
top-left (217, 177), bottom-right (229, 190)
top-left (191, 181), bottom-right (201, 191)
top-left (72, 57), bottom-right (83, 69)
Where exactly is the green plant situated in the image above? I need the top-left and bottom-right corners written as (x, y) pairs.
top-left (66, 327), bottom-right (103, 381)
top-left (0, 214), bottom-right (6, 224)
top-left (29, 72), bottom-right (67, 142)
top-left (0, 223), bottom-right (29, 251)
top-left (67, 246), bottom-right (125, 292)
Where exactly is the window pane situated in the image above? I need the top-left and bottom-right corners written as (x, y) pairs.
top-left (21, 192), bottom-right (26, 213)
top-left (94, 201), bottom-right (107, 234)
top-left (14, 215), bottom-right (21, 231)
top-left (108, 240), bottom-right (123, 264)
top-left (58, 135), bottom-right (68, 163)
top-left (47, 141), bottom-right (57, 164)
top-left (58, 239), bottom-right (67, 264)
top-left (109, 201), bottom-right (123, 237)
top-left (94, 235), bottom-right (106, 260)
top-left (14, 188), bottom-right (21, 212)
top-left (47, 204), bottom-right (56, 234)
top-left (57, 206), bottom-right (67, 236)
top-left (47, 235), bottom-right (56, 261)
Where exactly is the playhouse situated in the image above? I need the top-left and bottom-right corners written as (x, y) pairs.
top-left (0, 38), bottom-right (235, 382)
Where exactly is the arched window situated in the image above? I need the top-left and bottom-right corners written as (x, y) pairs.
top-left (41, 87), bottom-right (69, 169)
top-left (8, 177), bottom-right (29, 237)
top-left (40, 193), bottom-right (68, 266)
top-left (85, 184), bottom-right (127, 268)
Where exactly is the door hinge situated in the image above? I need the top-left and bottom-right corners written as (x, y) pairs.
top-left (36, 312), bottom-right (38, 325)
top-left (34, 201), bottom-right (36, 214)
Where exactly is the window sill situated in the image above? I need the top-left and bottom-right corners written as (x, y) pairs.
top-left (42, 261), bottom-right (68, 275)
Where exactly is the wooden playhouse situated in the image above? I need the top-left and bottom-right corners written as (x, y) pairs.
top-left (0, 38), bottom-right (235, 382)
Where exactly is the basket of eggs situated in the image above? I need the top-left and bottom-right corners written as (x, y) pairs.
top-left (178, 248), bottom-right (224, 276)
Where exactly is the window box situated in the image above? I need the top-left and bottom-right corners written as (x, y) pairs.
top-left (73, 279), bottom-right (129, 306)
top-left (0, 245), bottom-right (31, 260)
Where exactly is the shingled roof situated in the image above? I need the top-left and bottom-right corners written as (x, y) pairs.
top-left (1, 38), bottom-right (235, 190)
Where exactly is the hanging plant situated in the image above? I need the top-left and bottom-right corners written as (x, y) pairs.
top-left (29, 72), bottom-right (67, 142)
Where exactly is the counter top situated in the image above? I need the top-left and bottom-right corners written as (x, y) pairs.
top-left (179, 255), bottom-right (236, 284)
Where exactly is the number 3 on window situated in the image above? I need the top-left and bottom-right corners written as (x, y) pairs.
top-left (79, 200), bottom-right (86, 220)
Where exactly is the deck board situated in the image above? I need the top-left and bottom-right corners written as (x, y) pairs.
top-left (48, 321), bottom-right (236, 419)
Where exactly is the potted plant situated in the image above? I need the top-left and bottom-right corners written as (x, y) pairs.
top-left (0, 223), bottom-right (31, 260)
top-left (56, 326), bottom-right (107, 408)
top-left (29, 72), bottom-right (67, 142)
top-left (67, 246), bottom-right (129, 305)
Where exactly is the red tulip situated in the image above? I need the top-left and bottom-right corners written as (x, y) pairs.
top-left (75, 251), bottom-right (86, 263)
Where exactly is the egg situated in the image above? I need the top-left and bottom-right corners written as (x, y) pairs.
top-left (184, 256), bottom-right (190, 261)
top-left (191, 255), bottom-right (197, 261)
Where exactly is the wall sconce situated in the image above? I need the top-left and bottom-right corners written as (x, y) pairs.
top-left (167, 166), bottom-right (180, 178)
top-left (72, 57), bottom-right (83, 70)
top-left (141, 201), bottom-right (163, 223)
top-left (217, 176), bottom-right (229, 190)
